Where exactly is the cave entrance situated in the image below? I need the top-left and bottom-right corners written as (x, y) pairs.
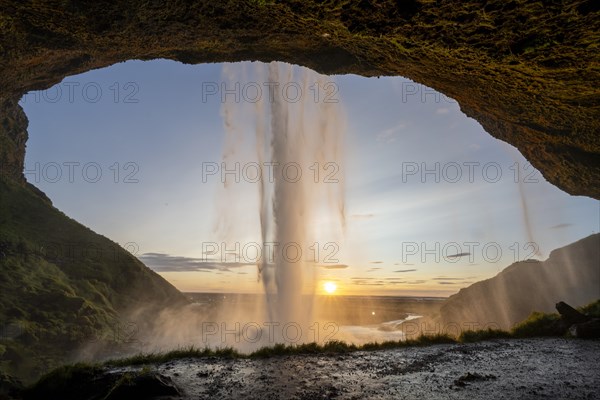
top-left (18, 59), bottom-right (599, 298)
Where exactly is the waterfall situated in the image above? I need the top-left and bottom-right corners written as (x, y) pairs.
top-left (219, 61), bottom-right (346, 343)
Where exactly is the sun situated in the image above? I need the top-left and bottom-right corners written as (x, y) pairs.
top-left (323, 281), bottom-right (337, 294)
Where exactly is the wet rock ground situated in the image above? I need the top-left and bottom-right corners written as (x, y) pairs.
top-left (121, 338), bottom-right (600, 399)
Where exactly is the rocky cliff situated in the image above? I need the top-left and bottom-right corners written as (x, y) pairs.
top-left (0, 178), bottom-right (187, 382)
top-left (437, 233), bottom-right (600, 330)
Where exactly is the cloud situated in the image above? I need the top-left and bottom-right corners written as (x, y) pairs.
top-left (370, 261), bottom-right (383, 264)
top-left (355, 283), bottom-right (385, 286)
top-left (550, 223), bottom-right (572, 230)
top-left (139, 253), bottom-right (252, 273)
top-left (432, 277), bottom-right (464, 281)
top-left (436, 107), bottom-right (450, 115)
top-left (384, 278), bottom-right (410, 284)
top-left (367, 267), bottom-right (382, 272)
top-left (438, 281), bottom-right (473, 285)
top-left (432, 276), bottom-right (476, 285)
top-left (376, 122), bottom-right (406, 143)
top-left (320, 264), bottom-right (349, 270)
top-left (446, 252), bottom-right (470, 259)
top-left (350, 276), bottom-right (426, 286)
top-left (394, 269), bottom-right (417, 273)
top-left (352, 280), bottom-right (385, 286)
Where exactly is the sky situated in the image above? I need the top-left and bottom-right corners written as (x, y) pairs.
top-left (19, 59), bottom-right (599, 297)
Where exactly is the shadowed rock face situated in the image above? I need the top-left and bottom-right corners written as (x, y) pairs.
top-left (0, 0), bottom-right (598, 198)
top-left (437, 234), bottom-right (600, 330)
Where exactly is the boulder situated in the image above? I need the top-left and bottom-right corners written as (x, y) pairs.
top-left (569, 319), bottom-right (600, 339)
top-left (556, 301), bottom-right (591, 324)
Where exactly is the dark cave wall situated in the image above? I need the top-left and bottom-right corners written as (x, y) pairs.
top-left (0, 0), bottom-right (598, 197)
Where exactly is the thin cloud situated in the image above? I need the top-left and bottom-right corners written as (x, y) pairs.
top-left (432, 276), bottom-right (476, 281)
top-left (356, 283), bottom-right (385, 286)
top-left (320, 264), bottom-right (349, 270)
top-left (437, 280), bottom-right (474, 285)
top-left (139, 253), bottom-right (252, 273)
top-left (367, 267), bottom-right (382, 272)
top-left (394, 269), bottom-right (417, 273)
top-left (370, 261), bottom-right (383, 264)
top-left (446, 252), bottom-right (470, 259)
top-left (550, 223), bottom-right (572, 230)
top-left (351, 277), bottom-right (426, 286)
top-left (350, 277), bottom-right (377, 285)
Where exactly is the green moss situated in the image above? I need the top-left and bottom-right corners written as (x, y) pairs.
top-left (578, 299), bottom-right (600, 317)
top-left (0, 177), bottom-right (185, 382)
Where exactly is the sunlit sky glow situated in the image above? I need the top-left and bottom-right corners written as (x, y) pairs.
top-left (20, 60), bottom-right (599, 297)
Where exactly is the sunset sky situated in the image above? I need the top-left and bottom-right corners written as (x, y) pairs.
top-left (20, 60), bottom-right (599, 297)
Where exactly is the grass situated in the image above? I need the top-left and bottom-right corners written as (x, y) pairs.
top-left (104, 346), bottom-right (241, 367)
top-left (27, 334), bottom-right (461, 384)
top-left (102, 334), bottom-right (461, 366)
top-left (96, 306), bottom-right (590, 370)
top-left (511, 311), bottom-right (563, 338)
top-left (458, 328), bottom-right (513, 343)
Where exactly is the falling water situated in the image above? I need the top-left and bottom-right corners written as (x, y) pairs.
top-left (219, 61), bottom-right (346, 343)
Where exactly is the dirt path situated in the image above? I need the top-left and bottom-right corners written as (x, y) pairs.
top-left (142, 338), bottom-right (600, 399)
